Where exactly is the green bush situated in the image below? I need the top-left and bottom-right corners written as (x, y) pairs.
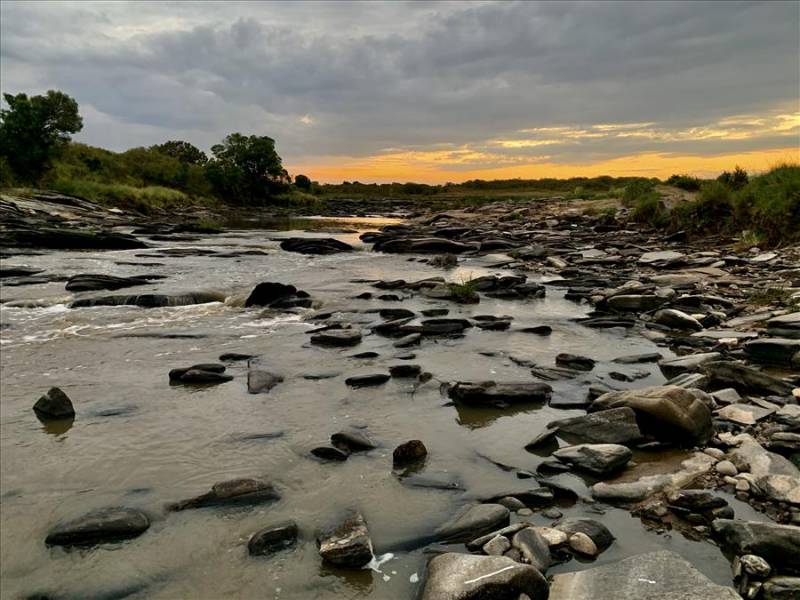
top-left (50, 179), bottom-right (203, 213)
top-left (621, 179), bottom-right (656, 207)
top-left (631, 193), bottom-right (669, 228)
top-left (733, 163), bottom-right (800, 244)
top-left (718, 166), bottom-right (749, 190)
top-left (665, 174), bottom-right (702, 191)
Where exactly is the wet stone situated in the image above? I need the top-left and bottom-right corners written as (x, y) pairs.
top-left (317, 511), bottom-right (373, 568)
top-left (311, 446), bottom-right (349, 462)
top-left (248, 520), bottom-right (298, 556)
top-left (331, 430), bottom-right (377, 452)
top-left (393, 440), bottom-right (427, 466)
top-left (310, 329), bottom-right (362, 347)
top-left (45, 507), bottom-right (150, 546)
top-left (167, 478), bottom-right (280, 511)
top-left (33, 387), bottom-right (75, 420)
top-left (345, 373), bottom-right (390, 388)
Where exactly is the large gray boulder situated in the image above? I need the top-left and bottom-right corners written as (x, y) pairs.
top-left (544, 407), bottom-right (642, 445)
top-left (548, 550), bottom-right (740, 599)
top-left (712, 520), bottom-right (800, 575)
top-left (591, 385), bottom-right (712, 445)
top-left (420, 553), bottom-right (549, 600)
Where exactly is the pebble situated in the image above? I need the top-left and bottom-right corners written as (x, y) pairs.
top-left (724, 476), bottom-right (738, 486)
top-left (704, 448), bottom-right (725, 459)
top-left (716, 460), bottom-right (738, 476)
top-left (541, 508), bottom-right (562, 519)
top-left (483, 535), bottom-right (511, 556)
top-left (740, 554), bottom-right (771, 578)
top-left (735, 479), bottom-right (750, 492)
top-left (517, 508), bottom-right (533, 517)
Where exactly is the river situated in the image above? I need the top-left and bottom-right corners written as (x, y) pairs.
top-left (0, 217), bottom-right (757, 598)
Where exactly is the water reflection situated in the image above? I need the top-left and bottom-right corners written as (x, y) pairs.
top-left (39, 417), bottom-right (74, 435)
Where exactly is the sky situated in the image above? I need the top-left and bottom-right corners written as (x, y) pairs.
top-left (1, 0), bottom-right (798, 183)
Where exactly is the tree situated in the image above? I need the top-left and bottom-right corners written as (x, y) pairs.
top-left (206, 133), bottom-right (289, 203)
top-left (152, 140), bottom-right (208, 165)
top-left (0, 90), bottom-right (83, 181)
top-left (294, 173), bottom-right (312, 190)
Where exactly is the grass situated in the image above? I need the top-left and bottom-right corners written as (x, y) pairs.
top-left (447, 279), bottom-right (479, 304)
top-left (747, 287), bottom-right (792, 306)
top-left (49, 178), bottom-right (219, 214)
top-left (733, 230), bottom-right (766, 252)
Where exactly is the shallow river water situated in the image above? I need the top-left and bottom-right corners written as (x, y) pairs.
top-left (0, 217), bottom-right (757, 599)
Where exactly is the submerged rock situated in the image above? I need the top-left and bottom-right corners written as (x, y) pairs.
top-left (555, 353), bottom-right (596, 371)
top-left (245, 282), bottom-right (309, 308)
top-left (310, 329), bottom-right (362, 347)
top-left (311, 446), bottom-right (350, 462)
top-left (548, 549), bottom-right (740, 599)
top-left (65, 273), bottom-right (153, 292)
top-left (33, 387), bottom-right (75, 420)
top-left (70, 291), bottom-right (225, 309)
top-left (167, 478), bottom-right (280, 511)
top-left (317, 511), bottom-right (373, 568)
top-left (45, 507), bottom-right (150, 546)
top-left (248, 520), bottom-right (298, 556)
top-left (591, 385), bottom-right (712, 445)
top-left (280, 237), bottom-right (353, 255)
top-left (435, 504), bottom-right (510, 543)
top-left (247, 369), bottom-right (284, 394)
top-left (420, 553), bottom-right (549, 600)
top-left (331, 430), bottom-right (377, 452)
top-left (169, 363), bottom-right (233, 385)
top-left (345, 373), bottom-right (390, 388)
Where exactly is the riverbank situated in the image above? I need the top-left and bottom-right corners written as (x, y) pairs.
top-left (1, 188), bottom-right (798, 599)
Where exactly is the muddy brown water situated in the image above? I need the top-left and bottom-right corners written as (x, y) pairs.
top-left (0, 217), bottom-right (764, 598)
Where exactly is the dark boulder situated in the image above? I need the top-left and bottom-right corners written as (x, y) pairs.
top-left (33, 387), bottom-right (75, 420)
top-left (448, 381), bottom-right (552, 406)
top-left (245, 282), bottom-right (299, 307)
top-left (248, 520), bottom-right (298, 556)
top-left (167, 478), bottom-right (280, 511)
top-left (280, 237), bottom-right (353, 255)
top-left (317, 511), bottom-right (373, 568)
top-left (45, 507), bottom-right (150, 546)
top-left (393, 440), bottom-right (428, 466)
top-left (345, 373), bottom-right (390, 388)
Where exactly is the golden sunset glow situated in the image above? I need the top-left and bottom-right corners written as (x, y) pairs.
top-left (291, 108), bottom-right (800, 183)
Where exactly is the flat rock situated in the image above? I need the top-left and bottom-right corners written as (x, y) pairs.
top-left (420, 553), bottom-right (549, 600)
top-left (345, 373), bottom-right (390, 387)
top-left (546, 407), bottom-right (643, 444)
top-left (712, 520), bottom-right (800, 575)
top-left (331, 430), bottom-right (377, 452)
top-left (548, 549), bottom-right (740, 599)
top-left (448, 381), bottom-right (552, 406)
top-left (45, 507), bottom-right (150, 546)
top-left (743, 338), bottom-right (800, 368)
top-left (167, 478), bottom-right (280, 511)
top-left (511, 527), bottom-right (552, 572)
top-left (65, 273), bottom-right (152, 292)
top-left (658, 352), bottom-right (721, 379)
top-left (280, 237), bottom-right (353, 255)
top-left (716, 402), bottom-right (776, 425)
top-left (311, 329), bottom-right (362, 347)
top-left (703, 361), bottom-right (793, 396)
top-left (592, 452), bottom-right (716, 502)
top-left (435, 504), bottom-right (510, 543)
top-left (553, 444), bottom-right (632, 476)
top-left (71, 291), bottom-right (225, 309)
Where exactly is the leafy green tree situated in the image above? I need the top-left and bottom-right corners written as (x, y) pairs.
top-left (294, 173), bottom-right (312, 190)
top-left (206, 133), bottom-right (289, 203)
top-left (152, 140), bottom-right (208, 165)
top-left (0, 90), bottom-right (83, 181)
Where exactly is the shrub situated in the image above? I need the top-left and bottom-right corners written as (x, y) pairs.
top-left (621, 179), bottom-right (656, 207)
top-left (733, 163), bottom-right (800, 244)
top-left (717, 166), bottom-right (749, 190)
top-left (447, 279), bottom-right (479, 304)
top-left (665, 174), bottom-right (702, 191)
top-left (631, 193), bottom-right (669, 228)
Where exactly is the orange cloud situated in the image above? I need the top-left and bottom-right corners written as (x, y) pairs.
top-left (290, 147), bottom-right (800, 184)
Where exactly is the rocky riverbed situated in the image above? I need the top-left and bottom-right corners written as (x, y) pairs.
top-left (1, 191), bottom-right (798, 599)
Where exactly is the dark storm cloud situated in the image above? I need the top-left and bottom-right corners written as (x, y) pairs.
top-left (1, 0), bottom-right (797, 165)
